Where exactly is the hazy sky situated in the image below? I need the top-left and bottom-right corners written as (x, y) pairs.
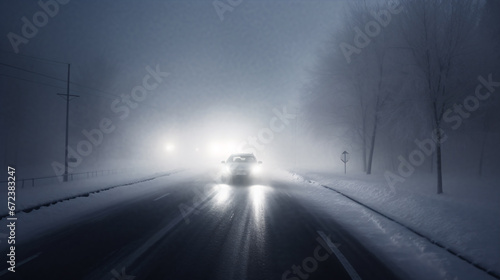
top-left (0, 0), bottom-right (341, 174)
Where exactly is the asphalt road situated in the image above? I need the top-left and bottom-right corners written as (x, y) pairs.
top-left (0, 171), bottom-right (401, 280)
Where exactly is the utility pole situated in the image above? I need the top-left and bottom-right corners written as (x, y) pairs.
top-left (57, 64), bottom-right (79, 182)
top-left (0, 53), bottom-right (79, 182)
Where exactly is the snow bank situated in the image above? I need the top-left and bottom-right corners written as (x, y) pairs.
top-left (0, 169), bottom-right (181, 217)
top-left (290, 169), bottom-right (500, 279)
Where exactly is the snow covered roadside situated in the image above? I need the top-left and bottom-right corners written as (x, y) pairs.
top-left (287, 169), bottom-right (500, 280)
top-left (0, 169), bottom-right (182, 217)
top-left (0, 169), bottom-right (195, 253)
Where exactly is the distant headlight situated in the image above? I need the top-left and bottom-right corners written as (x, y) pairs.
top-left (165, 143), bottom-right (175, 152)
top-left (224, 166), bottom-right (231, 173)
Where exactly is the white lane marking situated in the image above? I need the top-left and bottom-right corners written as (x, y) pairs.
top-left (317, 231), bottom-right (362, 280)
top-left (0, 252), bottom-right (42, 276)
top-left (153, 193), bottom-right (170, 201)
top-left (105, 189), bottom-right (217, 280)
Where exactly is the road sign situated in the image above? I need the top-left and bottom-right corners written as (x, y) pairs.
top-left (340, 151), bottom-right (350, 174)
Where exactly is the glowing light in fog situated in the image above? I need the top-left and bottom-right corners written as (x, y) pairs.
top-left (165, 143), bottom-right (175, 152)
top-left (208, 140), bottom-right (240, 157)
top-left (250, 185), bottom-right (269, 229)
top-left (209, 142), bottom-right (221, 155)
top-left (250, 185), bottom-right (266, 209)
top-left (252, 165), bottom-right (262, 174)
top-left (225, 140), bottom-right (236, 153)
top-left (215, 184), bottom-right (230, 204)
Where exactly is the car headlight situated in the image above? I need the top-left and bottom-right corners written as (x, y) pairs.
top-left (225, 166), bottom-right (231, 173)
top-left (251, 165), bottom-right (261, 174)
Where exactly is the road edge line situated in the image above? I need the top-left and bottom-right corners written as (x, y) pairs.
top-left (291, 171), bottom-right (500, 280)
top-left (317, 231), bottom-right (362, 280)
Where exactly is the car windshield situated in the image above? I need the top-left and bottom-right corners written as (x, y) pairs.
top-left (228, 155), bottom-right (256, 163)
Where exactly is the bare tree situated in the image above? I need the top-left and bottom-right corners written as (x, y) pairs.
top-left (305, 0), bottom-right (409, 174)
top-left (476, 0), bottom-right (500, 176)
top-left (398, 0), bottom-right (482, 193)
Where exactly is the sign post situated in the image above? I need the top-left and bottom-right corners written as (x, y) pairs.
top-left (340, 151), bottom-right (350, 174)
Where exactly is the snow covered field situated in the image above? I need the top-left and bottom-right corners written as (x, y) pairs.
top-left (0, 169), bottom-right (181, 218)
top-left (0, 169), bottom-right (193, 253)
top-left (289, 169), bottom-right (500, 280)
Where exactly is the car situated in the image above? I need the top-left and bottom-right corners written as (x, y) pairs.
top-left (221, 153), bottom-right (262, 183)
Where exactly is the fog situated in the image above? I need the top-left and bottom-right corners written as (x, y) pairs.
top-left (1, 0), bottom-right (499, 192)
top-left (301, 0), bottom-right (500, 193)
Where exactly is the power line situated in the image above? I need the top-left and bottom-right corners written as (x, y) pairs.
top-left (70, 82), bottom-right (121, 99)
top-left (70, 88), bottom-right (115, 100)
top-left (0, 73), bottom-right (118, 100)
top-left (1, 60), bottom-right (164, 111)
top-left (0, 73), bottom-right (66, 90)
top-left (0, 51), bottom-right (123, 98)
top-left (0, 61), bottom-right (125, 99)
top-left (0, 62), bottom-right (67, 83)
top-left (0, 49), bottom-right (67, 65)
